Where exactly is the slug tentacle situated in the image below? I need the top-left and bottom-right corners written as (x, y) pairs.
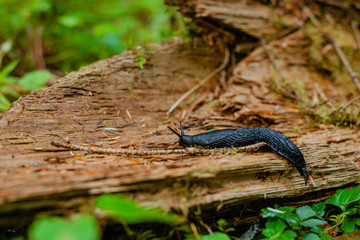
top-left (169, 121), bottom-right (309, 185)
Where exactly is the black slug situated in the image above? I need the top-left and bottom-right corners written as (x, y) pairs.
top-left (168, 122), bottom-right (309, 185)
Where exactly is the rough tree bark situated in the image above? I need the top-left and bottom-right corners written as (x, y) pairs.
top-left (1, 0), bottom-right (360, 231)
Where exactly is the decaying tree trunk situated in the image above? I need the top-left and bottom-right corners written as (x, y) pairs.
top-left (1, 0), bottom-right (360, 231)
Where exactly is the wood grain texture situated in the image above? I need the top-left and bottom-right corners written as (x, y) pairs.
top-left (0, 37), bottom-right (359, 228)
top-left (165, 0), bottom-right (301, 39)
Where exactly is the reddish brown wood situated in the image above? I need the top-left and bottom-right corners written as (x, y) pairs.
top-left (1, 0), bottom-right (360, 229)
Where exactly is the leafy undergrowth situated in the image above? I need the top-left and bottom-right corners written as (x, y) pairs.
top-left (261, 185), bottom-right (360, 240)
top-left (17, 185), bottom-right (360, 240)
top-left (0, 0), bottom-right (191, 112)
top-left (0, 59), bottom-right (54, 112)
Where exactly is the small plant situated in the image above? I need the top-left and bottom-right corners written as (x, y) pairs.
top-left (325, 185), bottom-right (360, 235)
top-left (0, 60), bottom-right (53, 112)
top-left (197, 232), bottom-right (231, 240)
top-left (135, 46), bottom-right (147, 69)
top-left (261, 204), bottom-right (330, 239)
top-left (94, 194), bottom-right (182, 225)
top-left (216, 218), bottom-right (235, 234)
top-left (261, 185), bottom-right (360, 239)
top-left (25, 186), bottom-right (360, 240)
top-left (29, 214), bottom-right (100, 240)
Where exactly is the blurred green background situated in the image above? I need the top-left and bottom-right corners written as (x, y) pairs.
top-left (0, 0), bottom-right (189, 112)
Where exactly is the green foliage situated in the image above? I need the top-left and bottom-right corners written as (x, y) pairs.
top-left (262, 218), bottom-right (297, 240)
top-left (135, 46), bottom-right (147, 69)
top-left (261, 203), bottom-right (329, 239)
top-left (28, 214), bottom-right (100, 240)
top-left (325, 185), bottom-right (360, 234)
top-left (261, 185), bottom-right (360, 239)
top-left (185, 232), bottom-right (232, 240)
top-left (216, 219), bottom-right (235, 233)
top-left (304, 21), bottom-right (360, 127)
top-left (95, 194), bottom-right (181, 225)
top-left (0, 59), bottom-right (53, 112)
top-left (0, 0), bottom-right (187, 72)
top-left (22, 186), bottom-right (360, 240)
top-left (18, 70), bottom-right (52, 91)
top-left (0, 93), bottom-right (11, 112)
top-left (199, 232), bottom-right (231, 240)
top-left (0, 0), bottom-right (189, 112)
top-left (325, 185), bottom-right (360, 211)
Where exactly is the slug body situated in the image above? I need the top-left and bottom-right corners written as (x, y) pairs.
top-left (168, 122), bottom-right (308, 185)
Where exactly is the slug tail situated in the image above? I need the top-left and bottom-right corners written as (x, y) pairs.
top-left (256, 128), bottom-right (308, 186)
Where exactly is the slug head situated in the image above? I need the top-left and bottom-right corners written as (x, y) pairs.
top-left (302, 166), bottom-right (311, 186)
top-left (168, 121), bottom-right (193, 148)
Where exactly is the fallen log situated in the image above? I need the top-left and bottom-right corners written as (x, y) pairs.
top-left (0, 39), bottom-right (359, 229)
top-left (1, 0), bottom-right (360, 233)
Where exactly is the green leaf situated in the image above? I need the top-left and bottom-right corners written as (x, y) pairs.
top-left (262, 207), bottom-right (285, 218)
top-left (200, 232), bottom-right (231, 240)
top-left (18, 70), bottom-right (52, 91)
top-left (31, 0), bottom-right (51, 13)
top-left (0, 85), bottom-right (20, 99)
top-left (347, 208), bottom-right (358, 216)
top-left (279, 230), bottom-right (297, 240)
top-left (95, 194), bottom-right (181, 224)
top-left (355, 218), bottom-right (360, 226)
top-left (342, 217), bottom-right (357, 234)
top-left (0, 59), bottom-right (19, 82)
top-left (225, 227), bottom-right (235, 233)
top-left (303, 233), bottom-right (321, 240)
top-left (311, 226), bottom-right (325, 234)
top-left (262, 218), bottom-right (287, 238)
top-left (326, 185), bottom-right (360, 211)
top-left (296, 206), bottom-right (316, 221)
top-left (216, 218), bottom-right (226, 228)
top-left (59, 15), bottom-right (84, 28)
top-left (208, 128), bottom-right (218, 132)
top-left (136, 54), bottom-right (146, 69)
top-left (312, 202), bottom-right (326, 217)
top-left (325, 193), bottom-right (345, 211)
top-left (262, 207), bottom-right (295, 217)
top-left (0, 93), bottom-right (11, 112)
top-left (279, 206), bottom-right (297, 213)
top-left (301, 219), bottom-right (328, 228)
top-left (339, 185), bottom-right (360, 206)
top-left (262, 207), bottom-right (300, 225)
top-left (282, 213), bottom-right (301, 225)
top-left (11, 237), bottom-right (23, 240)
top-left (28, 214), bottom-right (100, 240)
top-left (320, 235), bottom-right (333, 240)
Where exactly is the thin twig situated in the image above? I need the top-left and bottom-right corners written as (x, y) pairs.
top-left (166, 47), bottom-right (230, 115)
top-left (51, 140), bottom-right (266, 156)
top-left (329, 37), bottom-right (360, 91)
top-left (303, 7), bottom-right (322, 29)
top-left (314, 82), bottom-right (328, 101)
top-left (304, 7), bottom-right (360, 92)
top-left (199, 220), bottom-right (213, 235)
top-left (327, 96), bottom-right (360, 116)
top-left (52, 140), bottom-right (315, 185)
top-left (196, 205), bottom-right (213, 235)
top-left (351, 20), bottom-right (360, 51)
top-left (341, 96), bottom-right (360, 110)
top-left (190, 223), bottom-right (201, 240)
